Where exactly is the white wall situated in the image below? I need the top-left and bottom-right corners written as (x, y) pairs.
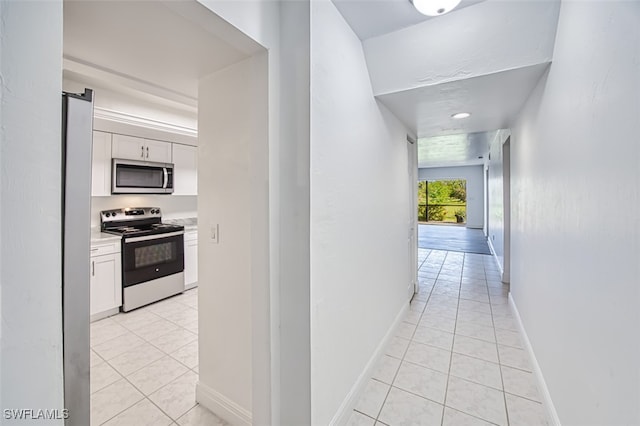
top-left (196, 54), bottom-right (260, 424)
top-left (486, 130), bottom-right (510, 272)
top-left (362, 0), bottom-right (559, 95)
top-left (510, 1), bottom-right (640, 424)
top-left (195, 2), bottom-right (312, 424)
top-left (418, 165), bottom-right (484, 228)
top-left (310, 2), bottom-right (411, 424)
top-left (0, 0), bottom-right (66, 422)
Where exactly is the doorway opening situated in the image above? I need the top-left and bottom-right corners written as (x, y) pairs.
top-left (417, 179), bottom-right (467, 225)
top-left (63, 2), bottom-right (270, 425)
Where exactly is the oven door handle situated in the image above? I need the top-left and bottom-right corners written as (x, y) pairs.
top-left (124, 231), bottom-right (184, 243)
top-left (163, 167), bottom-right (169, 189)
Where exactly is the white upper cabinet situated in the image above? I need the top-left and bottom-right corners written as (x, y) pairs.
top-left (112, 134), bottom-right (172, 163)
top-left (172, 144), bottom-right (198, 196)
top-left (91, 131), bottom-right (112, 196)
top-left (145, 139), bottom-right (173, 163)
top-left (112, 134), bottom-right (145, 160)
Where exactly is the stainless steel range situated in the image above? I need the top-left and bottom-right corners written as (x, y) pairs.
top-left (101, 207), bottom-right (185, 312)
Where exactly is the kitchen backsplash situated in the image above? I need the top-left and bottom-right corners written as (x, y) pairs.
top-left (91, 195), bottom-right (197, 228)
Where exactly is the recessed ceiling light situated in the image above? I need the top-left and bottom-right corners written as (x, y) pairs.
top-left (451, 112), bottom-right (471, 119)
top-left (411, 0), bottom-right (462, 16)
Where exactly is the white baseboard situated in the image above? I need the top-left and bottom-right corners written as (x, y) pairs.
top-left (508, 293), bottom-right (561, 426)
top-left (196, 381), bottom-right (252, 426)
top-left (90, 307), bottom-right (120, 323)
top-left (487, 237), bottom-right (504, 276)
top-left (330, 301), bottom-right (410, 426)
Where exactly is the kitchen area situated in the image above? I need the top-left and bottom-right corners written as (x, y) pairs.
top-left (82, 97), bottom-right (208, 424)
top-left (61, 0), bottom-right (265, 423)
top-left (88, 129), bottom-right (199, 321)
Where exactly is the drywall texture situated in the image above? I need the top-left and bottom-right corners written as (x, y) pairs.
top-left (418, 166), bottom-right (484, 228)
top-left (510, 2), bottom-right (640, 424)
top-left (0, 0), bottom-right (65, 421)
top-left (310, 2), bottom-right (411, 424)
top-left (487, 130), bottom-right (509, 272)
top-left (362, 0), bottom-right (559, 95)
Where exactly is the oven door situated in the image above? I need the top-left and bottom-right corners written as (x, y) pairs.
top-left (122, 231), bottom-right (184, 287)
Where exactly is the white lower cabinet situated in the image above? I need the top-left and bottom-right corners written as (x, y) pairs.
top-left (184, 231), bottom-right (198, 289)
top-left (90, 241), bottom-right (122, 321)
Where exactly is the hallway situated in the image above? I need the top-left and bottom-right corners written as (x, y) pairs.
top-left (347, 250), bottom-right (546, 426)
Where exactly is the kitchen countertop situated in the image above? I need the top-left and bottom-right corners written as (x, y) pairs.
top-left (90, 229), bottom-right (121, 244)
top-left (165, 217), bottom-right (198, 232)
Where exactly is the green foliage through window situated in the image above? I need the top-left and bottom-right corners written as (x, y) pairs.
top-left (417, 179), bottom-right (467, 223)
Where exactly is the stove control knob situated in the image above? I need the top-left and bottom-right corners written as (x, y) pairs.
top-left (112, 212), bottom-right (117, 217)
top-left (105, 212), bottom-right (111, 217)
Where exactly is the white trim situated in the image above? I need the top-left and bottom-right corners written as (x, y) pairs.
top-left (196, 381), bottom-right (252, 426)
top-left (330, 301), bottom-right (410, 426)
top-left (487, 236), bottom-right (504, 276)
top-left (94, 107), bottom-right (198, 138)
top-left (508, 293), bottom-right (561, 426)
top-left (90, 307), bottom-right (119, 323)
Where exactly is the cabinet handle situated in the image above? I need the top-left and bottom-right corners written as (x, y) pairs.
top-left (92, 260), bottom-right (95, 277)
top-left (141, 146), bottom-right (144, 158)
top-left (146, 146), bottom-right (149, 158)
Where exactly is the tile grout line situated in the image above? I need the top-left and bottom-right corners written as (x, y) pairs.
top-left (91, 291), bottom-right (200, 425)
top-left (486, 256), bottom-right (511, 426)
top-left (441, 253), bottom-right (513, 426)
top-left (440, 250), bottom-right (463, 426)
top-left (96, 329), bottom-right (199, 422)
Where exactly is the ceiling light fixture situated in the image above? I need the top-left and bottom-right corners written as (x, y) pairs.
top-left (411, 0), bottom-right (462, 16)
top-left (451, 112), bottom-right (471, 119)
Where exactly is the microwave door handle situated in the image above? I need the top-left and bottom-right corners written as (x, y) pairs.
top-left (163, 167), bottom-right (168, 189)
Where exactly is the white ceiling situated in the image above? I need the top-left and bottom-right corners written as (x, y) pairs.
top-left (63, 0), bottom-right (259, 102)
top-left (332, 0), bottom-right (559, 168)
top-left (417, 131), bottom-right (497, 168)
top-left (376, 63), bottom-right (550, 138)
top-left (331, 0), bottom-right (485, 40)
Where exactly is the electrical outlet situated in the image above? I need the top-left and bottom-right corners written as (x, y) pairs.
top-left (210, 223), bottom-right (219, 244)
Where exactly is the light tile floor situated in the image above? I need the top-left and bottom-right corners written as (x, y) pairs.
top-left (348, 249), bottom-right (548, 426)
top-left (90, 288), bottom-right (227, 426)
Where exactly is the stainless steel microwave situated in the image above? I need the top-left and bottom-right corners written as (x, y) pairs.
top-left (112, 158), bottom-right (174, 194)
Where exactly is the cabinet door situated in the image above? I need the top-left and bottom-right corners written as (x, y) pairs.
top-left (91, 131), bottom-right (112, 196)
top-left (172, 144), bottom-right (198, 196)
top-left (184, 238), bottom-right (198, 288)
top-left (144, 139), bottom-right (172, 163)
top-left (90, 254), bottom-right (122, 316)
top-left (112, 134), bottom-right (146, 161)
